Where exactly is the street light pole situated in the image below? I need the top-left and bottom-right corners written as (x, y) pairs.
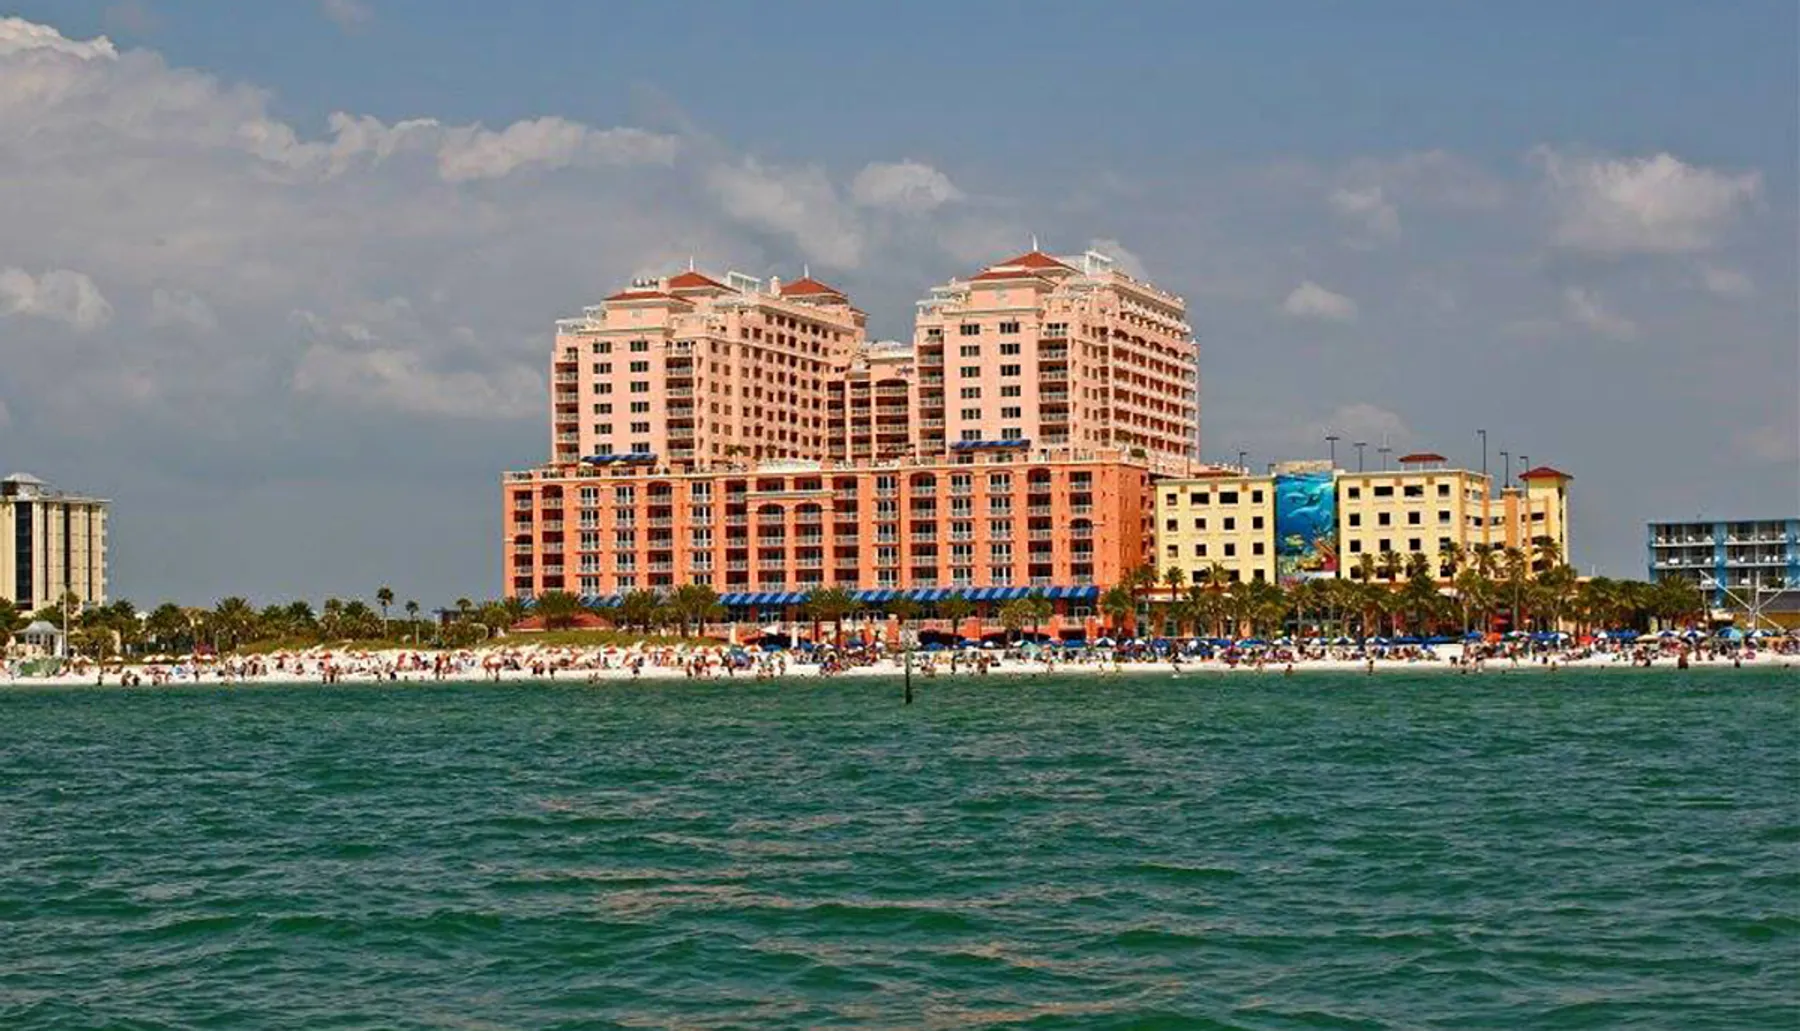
top-left (1326, 434), bottom-right (1339, 467)
top-left (1500, 451), bottom-right (1511, 490)
top-left (1237, 449), bottom-right (1247, 472)
top-left (1478, 429), bottom-right (1488, 478)
top-left (1354, 441), bottom-right (1366, 472)
top-left (1378, 444), bottom-right (1391, 471)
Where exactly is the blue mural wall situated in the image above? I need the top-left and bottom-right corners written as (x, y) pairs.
top-left (1275, 472), bottom-right (1339, 584)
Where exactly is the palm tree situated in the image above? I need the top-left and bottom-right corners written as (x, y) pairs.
top-left (617, 589), bottom-right (662, 632)
top-left (1453, 569), bottom-right (1494, 635)
top-left (456, 597), bottom-right (474, 621)
top-left (937, 595), bottom-right (975, 639)
top-left (0, 599), bottom-right (27, 649)
top-left (376, 585), bottom-right (395, 636)
top-left (1501, 546), bottom-right (1529, 630)
top-left (804, 586), bottom-right (858, 647)
top-left (144, 602), bottom-right (189, 653)
top-left (404, 600), bottom-right (421, 642)
top-left (671, 583), bottom-right (723, 637)
top-left (1025, 591), bottom-right (1053, 642)
top-left (1354, 552), bottom-right (1377, 585)
top-left (1100, 584), bottom-right (1136, 636)
top-left (1438, 539), bottom-right (1465, 580)
top-left (1378, 549), bottom-right (1404, 584)
top-left (997, 598), bottom-right (1032, 643)
top-left (211, 596), bottom-right (258, 653)
top-left (534, 590), bottom-right (583, 631)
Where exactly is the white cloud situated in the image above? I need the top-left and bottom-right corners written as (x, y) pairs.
top-left (1535, 149), bottom-right (1762, 254)
top-left (1735, 419), bottom-right (1798, 465)
top-left (148, 288), bottom-right (218, 333)
top-left (320, 0), bottom-right (372, 33)
top-left (0, 267), bottom-right (113, 331)
top-left (0, 15), bottom-right (118, 58)
top-left (850, 160), bottom-right (962, 212)
top-left (1087, 238), bottom-right (1147, 279)
top-left (1563, 286), bottom-right (1638, 340)
top-left (293, 344), bottom-right (542, 419)
top-left (1281, 281), bottom-right (1358, 322)
top-left (435, 117), bottom-right (677, 181)
top-left (1306, 403), bottom-right (1411, 453)
top-left (1700, 265), bottom-right (1755, 299)
top-left (1328, 185), bottom-right (1399, 239)
top-left (706, 157), bottom-right (864, 268)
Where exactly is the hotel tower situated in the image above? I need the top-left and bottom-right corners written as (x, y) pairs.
top-left (503, 247), bottom-right (1196, 624)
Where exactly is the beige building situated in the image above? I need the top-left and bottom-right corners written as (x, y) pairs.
top-left (1154, 468), bottom-right (1277, 584)
top-left (0, 473), bottom-right (109, 611)
top-left (912, 249), bottom-right (1199, 473)
top-left (1150, 453), bottom-right (1574, 585)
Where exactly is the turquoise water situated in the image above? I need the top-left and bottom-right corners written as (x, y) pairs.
top-left (2, 670), bottom-right (1796, 1030)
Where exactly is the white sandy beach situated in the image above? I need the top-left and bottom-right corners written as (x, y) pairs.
top-left (8, 638), bottom-right (1796, 689)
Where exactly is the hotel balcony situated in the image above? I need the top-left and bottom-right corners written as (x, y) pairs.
top-left (554, 373), bottom-right (579, 385)
top-left (1041, 370), bottom-right (1069, 382)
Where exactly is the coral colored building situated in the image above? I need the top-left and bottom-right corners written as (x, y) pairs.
top-left (509, 246), bottom-right (1194, 617)
top-left (503, 448), bottom-right (1150, 619)
top-left (912, 249), bottom-right (1199, 474)
top-left (549, 269), bottom-right (868, 468)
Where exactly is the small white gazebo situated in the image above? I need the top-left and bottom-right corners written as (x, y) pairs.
top-left (17, 621), bottom-right (65, 657)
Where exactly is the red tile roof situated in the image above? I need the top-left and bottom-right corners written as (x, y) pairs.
top-left (602, 289), bottom-right (673, 302)
top-left (1398, 452), bottom-right (1447, 463)
top-left (999, 250), bottom-right (1072, 270)
top-left (969, 267), bottom-right (1052, 283)
top-left (666, 270), bottom-right (730, 291)
top-left (779, 276), bottom-right (846, 298)
top-left (1519, 465), bottom-right (1573, 482)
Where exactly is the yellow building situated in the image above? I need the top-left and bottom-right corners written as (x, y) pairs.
top-left (0, 473), bottom-right (110, 611)
top-left (1152, 468), bottom-right (1276, 584)
top-left (1151, 454), bottom-right (1574, 586)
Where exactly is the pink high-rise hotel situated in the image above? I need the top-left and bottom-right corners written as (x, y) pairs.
top-left (507, 247), bottom-right (1197, 618)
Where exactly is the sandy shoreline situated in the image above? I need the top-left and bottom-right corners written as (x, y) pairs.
top-left (6, 645), bottom-right (1795, 690)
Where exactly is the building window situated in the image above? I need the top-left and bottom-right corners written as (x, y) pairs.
top-left (959, 323), bottom-right (981, 336)
top-left (1251, 490), bottom-right (1264, 503)
top-left (629, 339), bottom-right (650, 353)
top-left (961, 429), bottom-right (981, 441)
top-left (999, 320), bottom-right (1020, 334)
top-left (959, 344), bottom-right (981, 358)
top-left (1378, 538), bottom-right (1392, 553)
top-left (1408, 538), bottom-right (1422, 552)
top-left (1404, 485), bottom-right (1424, 498)
top-left (630, 382), bottom-right (649, 393)
top-left (1224, 543), bottom-right (1236, 557)
top-left (1408, 512), bottom-right (1422, 525)
top-left (1378, 512), bottom-right (1391, 526)
top-left (593, 342), bottom-right (612, 354)
top-left (1190, 493), bottom-right (1208, 505)
top-left (1252, 516), bottom-right (1264, 530)
top-left (1000, 342), bottom-right (1021, 355)
top-left (595, 362), bottom-right (612, 374)
top-left (1002, 406), bottom-right (1022, 419)
top-left (1193, 543), bottom-right (1207, 557)
top-left (1220, 491), bottom-right (1239, 504)
top-left (594, 403), bottom-right (612, 414)
top-left (1165, 519), bottom-right (1178, 531)
top-left (960, 366), bottom-right (980, 377)
top-left (960, 387), bottom-right (981, 399)
top-left (1348, 513), bottom-right (1361, 527)
top-left (1347, 487), bottom-right (1361, 499)
top-left (595, 383), bottom-right (612, 394)
top-left (630, 401), bottom-right (649, 413)
top-left (631, 421), bottom-right (650, 433)
top-left (1349, 539), bottom-right (1361, 553)
top-left (1000, 384), bottom-right (1021, 397)
top-left (1000, 364), bottom-right (1021, 377)
top-left (629, 360), bottom-right (650, 373)
top-left (1438, 484), bottom-right (1451, 497)
top-left (1000, 427), bottom-right (1023, 439)
top-left (1223, 517), bottom-right (1236, 530)
top-left (961, 407), bottom-right (980, 420)
top-left (1374, 486), bottom-right (1394, 498)
top-left (1192, 518), bottom-right (1206, 530)
top-left (1252, 542), bottom-right (1265, 556)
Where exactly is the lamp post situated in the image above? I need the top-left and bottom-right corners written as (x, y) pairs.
top-left (1378, 444), bottom-right (1391, 471)
top-left (1354, 441), bottom-right (1366, 472)
top-left (1518, 454), bottom-right (1529, 481)
top-left (1478, 429), bottom-right (1488, 478)
top-left (1500, 451), bottom-right (1511, 490)
top-left (1326, 434), bottom-right (1339, 467)
top-left (1237, 449), bottom-right (1247, 472)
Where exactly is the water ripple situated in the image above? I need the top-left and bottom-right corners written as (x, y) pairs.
top-left (1, 669), bottom-right (1795, 1029)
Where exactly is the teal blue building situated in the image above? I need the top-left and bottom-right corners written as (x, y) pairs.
top-left (1647, 518), bottom-right (1800, 614)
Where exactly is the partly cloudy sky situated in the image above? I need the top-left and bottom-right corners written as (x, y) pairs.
top-left (2, 1), bottom-right (1794, 604)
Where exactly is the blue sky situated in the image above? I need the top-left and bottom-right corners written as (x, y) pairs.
top-left (2, 1), bottom-right (1795, 605)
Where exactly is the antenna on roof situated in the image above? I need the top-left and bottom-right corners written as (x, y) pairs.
top-left (802, 263), bottom-right (810, 279)
top-left (687, 255), bottom-right (695, 271)
top-left (1030, 233), bottom-right (1040, 252)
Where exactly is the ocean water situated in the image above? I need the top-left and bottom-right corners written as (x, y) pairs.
top-left (1, 669), bottom-right (1795, 1030)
